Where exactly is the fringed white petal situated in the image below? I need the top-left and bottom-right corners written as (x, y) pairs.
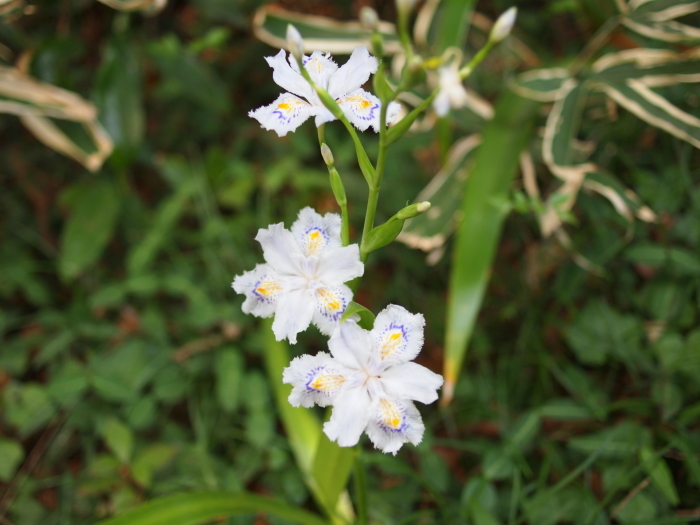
top-left (255, 222), bottom-right (304, 276)
top-left (265, 49), bottom-right (315, 101)
top-left (290, 207), bottom-right (342, 257)
top-left (283, 352), bottom-right (348, 408)
top-left (302, 51), bottom-right (338, 89)
top-left (316, 244), bottom-right (364, 286)
top-left (231, 263), bottom-right (282, 318)
top-left (386, 101), bottom-right (402, 125)
top-left (433, 90), bottom-right (451, 117)
top-left (323, 384), bottom-right (372, 447)
top-left (314, 107), bottom-right (337, 127)
top-left (327, 46), bottom-right (378, 99)
top-left (313, 284), bottom-right (353, 336)
top-left (328, 319), bottom-right (373, 370)
top-left (379, 362), bottom-right (444, 404)
top-left (249, 93), bottom-right (317, 137)
top-left (371, 305), bottom-right (425, 366)
top-left (271, 288), bottom-right (316, 343)
top-left (365, 398), bottom-right (424, 455)
top-left (337, 89), bottom-right (382, 132)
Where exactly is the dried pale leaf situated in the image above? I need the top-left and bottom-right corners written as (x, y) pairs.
top-left (414, 0), bottom-right (441, 47)
top-left (512, 68), bottom-right (572, 102)
top-left (598, 79), bottom-right (700, 149)
top-left (96, 0), bottom-right (166, 14)
top-left (252, 5), bottom-right (400, 55)
top-left (521, 151), bottom-right (539, 198)
top-left (20, 115), bottom-right (112, 172)
top-left (0, 65), bottom-right (96, 120)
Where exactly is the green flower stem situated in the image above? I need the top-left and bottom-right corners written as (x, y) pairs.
top-left (353, 448), bottom-right (368, 525)
top-left (292, 55), bottom-right (376, 185)
top-left (359, 68), bottom-right (392, 262)
top-left (459, 40), bottom-right (496, 79)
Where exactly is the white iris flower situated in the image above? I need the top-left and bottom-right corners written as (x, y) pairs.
top-left (433, 62), bottom-right (469, 117)
top-left (249, 46), bottom-right (401, 137)
top-left (232, 208), bottom-right (364, 344)
top-left (283, 305), bottom-right (444, 454)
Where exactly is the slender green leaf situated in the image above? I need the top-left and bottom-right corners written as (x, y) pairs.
top-left (311, 432), bottom-right (356, 516)
top-left (59, 178), bottom-right (121, 280)
top-left (429, 0), bottom-right (476, 51)
top-left (599, 79), bottom-right (700, 149)
top-left (0, 437), bottom-right (25, 482)
top-left (262, 320), bottom-right (354, 523)
top-left (94, 36), bottom-right (145, 169)
top-left (443, 90), bottom-right (538, 403)
top-left (101, 417), bottom-right (134, 465)
top-left (639, 446), bottom-right (680, 505)
top-left (399, 135), bottom-right (480, 252)
top-left (340, 301), bottom-right (375, 329)
top-left (97, 491), bottom-right (329, 525)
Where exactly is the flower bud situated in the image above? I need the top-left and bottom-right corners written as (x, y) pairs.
top-left (320, 143), bottom-right (335, 167)
top-left (286, 24), bottom-right (304, 61)
top-left (360, 6), bottom-right (379, 31)
top-left (489, 7), bottom-right (517, 43)
top-left (397, 201), bottom-right (431, 220)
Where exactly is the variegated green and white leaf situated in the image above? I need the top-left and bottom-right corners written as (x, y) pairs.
top-left (413, 0), bottom-right (476, 52)
top-left (542, 79), bottom-right (596, 180)
top-left (622, 18), bottom-right (700, 43)
top-left (628, 0), bottom-right (700, 21)
top-left (96, 0), bottom-right (166, 15)
top-left (398, 135), bottom-right (481, 254)
top-left (591, 47), bottom-right (700, 86)
top-left (252, 5), bottom-right (400, 55)
top-left (512, 68), bottom-right (573, 102)
top-left (623, 0), bottom-right (700, 42)
top-left (583, 171), bottom-right (657, 237)
top-left (598, 79), bottom-right (700, 149)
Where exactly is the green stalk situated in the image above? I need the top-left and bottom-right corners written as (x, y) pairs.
top-left (360, 81), bottom-right (389, 262)
top-left (353, 449), bottom-right (368, 525)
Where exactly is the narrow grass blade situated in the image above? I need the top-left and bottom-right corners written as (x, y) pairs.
top-left (97, 491), bottom-right (329, 525)
top-left (442, 90), bottom-right (538, 404)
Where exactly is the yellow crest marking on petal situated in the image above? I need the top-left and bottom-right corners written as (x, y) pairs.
top-left (317, 288), bottom-right (341, 311)
top-left (310, 372), bottom-right (345, 391)
top-left (380, 330), bottom-right (403, 358)
top-left (256, 279), bottom-right (281, 297)
top-left (278, 102), bottom-right (291, 110)
top-left (306, 229), bottom-right (324, 256)
top-left (379, 399), bottom-right (402, 429)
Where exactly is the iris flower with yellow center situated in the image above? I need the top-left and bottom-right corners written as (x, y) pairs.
top-left (283, 305), bottom-right (443, 454)
top-left (232, 207), bottom-right (364, 343)
top-left (249, 46), bottom-right (400, 136)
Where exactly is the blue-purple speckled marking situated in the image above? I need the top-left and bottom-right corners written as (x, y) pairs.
top-left (377, 401), bottom-right (408, 433)
top-left (251, 276), bottom-right (276, 304)
top-left (318, 291), bottom-right (348, 321)
top-left (305, 366), bottom-right (325, 391)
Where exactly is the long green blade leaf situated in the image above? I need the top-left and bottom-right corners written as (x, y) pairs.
top-left (442, 90), bottom-right (539, 404)
top-left (97, 491), bottom-right (329, 525)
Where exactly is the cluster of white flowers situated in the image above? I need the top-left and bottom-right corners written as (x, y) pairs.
top-left (236, 30), bottom-right (443, 455)
top-left (233, 208), bottom-right (443, 454)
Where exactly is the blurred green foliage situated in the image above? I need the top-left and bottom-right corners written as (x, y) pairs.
top-left (1, 0), bottom-right (700, 524)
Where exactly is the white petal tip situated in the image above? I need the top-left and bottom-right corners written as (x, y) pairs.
top-left (491, 7), bottom-right (517, 43)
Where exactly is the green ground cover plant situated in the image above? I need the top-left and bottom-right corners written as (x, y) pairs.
top-left (1, 0), bottom-right (699, 524)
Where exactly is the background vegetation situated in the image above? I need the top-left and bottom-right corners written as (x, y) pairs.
top-left (1, 0), bottom-right (699, 524)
